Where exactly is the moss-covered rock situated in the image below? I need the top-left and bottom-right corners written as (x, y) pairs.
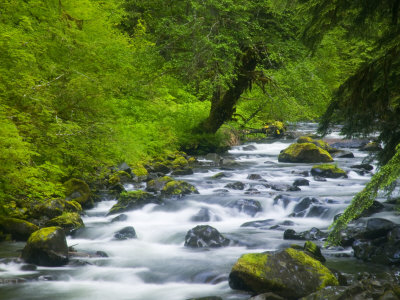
top-left (297, 136), bottom-right (337, 154)
top-left (229, 248), bottom-right (338, 299)
top-left (131, 164), bottom-right (149, 181)
top-left (278, 143), bottom-right (333, 163)
top-left (161, 180), bottom-right (199, 197)
top-left (0, 217), bottom-right (39, 241)
top-left (146, 176), bottom-right (173, 193)
top-left (171, 156), bottom-right (189, 169)
top-left (45, 212), bottom-right (84, 235)
top-left (311, 164), bottom-right (347, 178)
top-left (21, 227), bottom-right (68, 266)
top-left (108, 191), bottom-right (162, 215)
top-left (30, 198), bottom-right (82, 222)
top-left (64, 178), bottom-right (92, 208)
top-left (108, 171), bottom-right (132, 186)
top-left (265, 121), bottom-right (286, 138)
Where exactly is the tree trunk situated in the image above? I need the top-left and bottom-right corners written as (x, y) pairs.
top-left (199, 47), bottom-right (258, 133)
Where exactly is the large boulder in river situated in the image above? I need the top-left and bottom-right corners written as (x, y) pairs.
top-left (0, 217), bottom-right (39, 241)
top-left (64, 178), bottom-right (92, 208)
top-left (108, 191), bottom-right (162, 215)
top-left (297, 136), bottom-right (337, 154)
top-left (30, 198), bottom-right (82, 221)
top-left (278, 143), bottom-right (333, 163)
top-left (184, 225), bottom-right (230, 248)
top-left (229, 248), bottom-right (338, 299)
top-left (311, 164), bottom-right (347, 178)
top-left (21, 227), bottom-right (68, 266)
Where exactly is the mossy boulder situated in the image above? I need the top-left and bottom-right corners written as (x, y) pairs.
top-left (264, 121), bottom-right (286, 138)
top-left (161, 180), bottom-right (199, 197)
top-left (64, 178), bottom-right (92, 208)
top-left (171, 156), bottom-right (189, 169)
top-left (0, 217), bottom-right (39, 241)
top-left (145, 176), bottom-right (173, 193)
top-left (131, 164), bottom-right (149, 181)
top-left (311, 164), bottom-right (347, 179)
top-left (21, 227), bottom-right (68, 266)
top-left (278, 143), bottom-right (333, 163)
top-left (29, 198), bottom-right (82, 223)
top-left (45, 212), bottom-right (84, 235)
top-left (108, 171), bottom-right (132, 186)
top-left (297, 136), bottom-right (337, 154)
top-left (229, 248), bottom-right (338, 299)
top-left (108, 191), bottom-right (162, 215)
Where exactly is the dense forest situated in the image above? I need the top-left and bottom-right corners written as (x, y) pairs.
top-left (1, 1), bottom-right (400, 300)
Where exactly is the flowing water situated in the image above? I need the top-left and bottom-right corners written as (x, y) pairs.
top-left (0, 123), bottom-right (382, 300)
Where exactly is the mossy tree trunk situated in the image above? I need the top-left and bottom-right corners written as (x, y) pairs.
top-left (199, 47), bottom-right (259, 134)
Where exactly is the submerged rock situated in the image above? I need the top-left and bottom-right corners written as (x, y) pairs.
top-left (331, 150), bottom-right (354, 158)
top-left (114, 226), bottom-right (137, 240)
top-left (229, 248), bottom-right (338, 299)
top-left (184, 225), bottom-right (230, 248)
top-left (111, 214), bottom-right (128, 223)
top-left (291, 197), bottom-right (328, 218)
top-left (243, 145), bottom-right (257, 151)
top-left (229, 199), bottom-right (262, 216)
top-left (278, 143), bottom-right (333, 163)
top-left (311, 164), bottom-right (347, 179)
top-left (21, 227), bottom-right (68, 266)
top-left (293, 178), bottom-right (310, 187)
top-left (241, 219), bottom-right (275, 228)
top-left (0, 217), bottom-right (39, 241)
top-left (247, 174), bottom-right (263, 180)
top-left (190, 208), bottom-right (212, 222)
top-left (284, 227), bottom-right (327, 241)
top-left (108, 191), bottom-right (162, 215)
top-left (224, 181), bottom-right (245, 190)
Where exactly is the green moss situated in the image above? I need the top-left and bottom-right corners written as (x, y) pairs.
top-left (46, 212), bottom-right (84, 233)
top-left (171, 156), bottom-right (189, 169)
top-left (161, 180), bottom-right (199, 196)
top-left (108, 171), bottom-right (132, 185)
top-left (285, 248), bottom-right (338, 289)
top-left (65, 200), bottom-right (82, 213)
top-left (28, 227), bottom-right (61, 244)
top-left (63, 178), bottom-right (91, 205)
top-left (108, 190), bottom-right (162, 215)
top-left (132, 164), bottom-right (148, 177)
top-left (278, 143), bottom-right (333, 163)
top-left (297, 136), bottom-right (314, 143)
top-left (311, 164), bottom-right (346, 176)
top-left (187, 157), bottom-right (197, 164)
top-left (234, 253), bottom-right (269, 280)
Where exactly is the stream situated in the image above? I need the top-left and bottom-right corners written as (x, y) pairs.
top-left (0, 123), bottom-right (390, 300)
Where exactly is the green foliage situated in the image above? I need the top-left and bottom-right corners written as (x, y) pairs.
top-left (328, 144), bottom-right (400, 245)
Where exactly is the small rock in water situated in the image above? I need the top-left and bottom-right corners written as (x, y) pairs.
top-left (224, 181), bottom-right (245, 190)
top-left (241, 219), bottom-right (274, 228)
top-left (245, 188), bottom-right (260, 195)
top-left (20, 264), bottom-right (37, 271)
top-left (190, 208), bottom-right (212, 222)
top-left (331, 150), bottom-right (355, 158)
top-left (229, 199), bottom-right (262, 217)
top-left (211, 172), bottom-right (229, 179)
top-left (111, 214), bottom-right (128, 223)
top-left (184, 225), bottom-right (230, 248)
top-left (213, 189), bottom-right (230, 194)
top-left (95, 251), bottom-right (109, 258)
top-left (293, 178), bottom-right (310, 187)
top-left (273, 194), bottom-right (298, 208)
top-left (283, 227), bottom-right (327, 241)
top-left (242, 145), bottom-right (257, 151)
top-left (114, 226), bottom-right (137, 240)
top-left (350, 163), bottom-right (374, 171)
top-left (247, 174), bottom-right (263, 180)
top-left (291, 170), bottom-right (309, 177)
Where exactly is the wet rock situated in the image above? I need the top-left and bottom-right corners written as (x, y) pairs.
top-left (171, 168), bottom-right (194, 176)
top-left (30, 198), bottom-right (82, 221)
top-left (269, 183), bottom-right (301, 192)
top-left (331, 150), bottom-right (355, 158)
top-left (45, 212), bottom-right (84, 235)
top-left (150, 162), bottom-right (171, 174)
top-left (20, 264), bottom-right (37, 271)
top-left (184, 225), bottom-right (230, 248)
top-left (283, 227), bottom-right (327, 241)
top-left (108, 171), bottom-right (132, 186)
top-left (22, 227), bottom-right (68, 266)
top-left (247, 174), bottom-right (263, 180)
top-left (243, 145), bottom-right (257, 151)
top-left (108, 191), bottom-right (162, 215)
top-left (273, 195), bottom-right (297, 208)
top-left (310, 164), bottom-right (347, 179)
top-left (220, 158), bottom-right (239, 167)
top-left (280, 220), bottom-right (295, 226)
top-left (111, 214), bottom-right (128, 223)
top-left (245, 188), bottom-right (261, 195)
top-left (213, 189), bottom-right (230, 194)
top-left (350, 163), bottom-right (374, 171)
top-left (241, 219), bottom-right (274, 228)
top-left (291, 170), bottom-right (309, 177)
top-left (229, 248), bottom-right (338, 299)
top-left (363, 218), bottom-right (396, 240)
top-left (303, 241), bottom-right (326, 263)
top-left (190, 208), bottom-right (212, 222)
top-left (64, 178), bottom-right (93, 208)
top-left (278, 143), bottom-right (333, 163)
top-left (114, 226), bottom-right (137, 240)
top-left (302, 277), bottom-right (400, 300)
top-left (95, 251), bottom-right (108, 257)
top-left (248, 293), bottom-right (285, 300)
top-left (358, 201), bottom-right (385, 218)
top-left (0, 217), bottom-right (39, 241)
top-left (291, 197), bottom-right (326, 218)
top-left (313, 176), bottom-right (327, 182)
top-left (161, 180), bottom-right (199, 197)
top-left (330, 139), bottom-right (369, 149)
top-left (361, 141), bottom-right (382, 151)
top-left (211, 172), bottom-right (229, 179)
top-left (224, 181), bottom-right (245, 190)
top-left (229, 199), bottom-right (262, 216)
top-left (293, 178), bottom-right (310, 187)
